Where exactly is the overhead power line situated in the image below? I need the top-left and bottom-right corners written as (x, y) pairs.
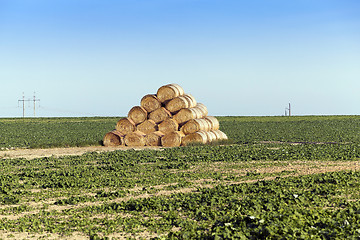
top-left (18, 92), bottom-right (40, 117)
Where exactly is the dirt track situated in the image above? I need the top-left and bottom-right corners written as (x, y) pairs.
top-left (0, 145), bottom-right (162, 160)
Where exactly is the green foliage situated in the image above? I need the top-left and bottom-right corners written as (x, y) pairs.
top-left (219, 115), bottom-right (360, 144)
top-left (1, 115), bottom-right (360, 149)
top-left (0, 117), bottom-right (118, 149)
top-left (0, 115), bottom-right (360, 238)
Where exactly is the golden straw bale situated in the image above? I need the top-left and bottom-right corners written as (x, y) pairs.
top-left (211, 130), bottom-right (228, 140)
top-left (196, 103), bottom-right (208, 117)
top-left (210, 129), bottom-right (222, 140)
top-left (181, 131), bottom-right (208, 146)
top-left (204, 131), bottom-right (217, 143)
top-left (124, 131), bottom-right (146, 147)
top-left (173, 108), bottom-right (195, 125)
top-left (156, 84), bottom-right (184, 103)
top-left (183, 94), bottom-right (197, 108)
top-left (140, 94), bottom-right (161, 112)
top-left (136, 119), bottom-right (157, 135)
top-left (145, 131), bottom-right (165, 146)
top-left (204, 116), bottom-right (220, 130)
top-left (148, 107), bottom-right (172, 124)
top-left (158, 119), bottom-right (179, 135)
top-left (165, 94), bottom-right (197, 113)
top-left (115, 118), bottom-right (136, 135)
top-left (173, 103), bottom-right (208, 125)
top-left (181, 118), bottom-right (212, 135)
top-left (128, 106), bottom-right (148, 125)
top-left (161, 131), bottom-right (185, 147)
top-left (103, 130), bottom-right (124, 146)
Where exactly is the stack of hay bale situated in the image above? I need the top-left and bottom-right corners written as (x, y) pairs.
top-left (103, 83), bottom-right (228, 147)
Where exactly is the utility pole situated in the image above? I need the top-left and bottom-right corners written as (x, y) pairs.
top-left (285, 103), bottom-right (291, 116)
top-left (18, 92), bottom-right (40, 118)
top-left (33, 92), bottom-right (40, 117)
top-left (288, 103), bottom-right (291, 116)
top-left (18, 93), bottom-right (26, 118)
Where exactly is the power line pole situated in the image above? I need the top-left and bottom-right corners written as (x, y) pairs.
top-left (285, 103), bottom-right (291, 116)
top-left (18, 92), bottom-right (40, 117)
top-left (288, 103), bottom-right (291, 116)
top-left (18, 93), bottom-right (26, 118)
top-left (33, 92), bottom-right (40, 117)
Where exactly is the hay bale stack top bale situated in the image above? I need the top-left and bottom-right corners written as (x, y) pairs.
top-left (156, 84), bottom-right (184, 103)
top-left (103, 83), bottom-right (227, 147)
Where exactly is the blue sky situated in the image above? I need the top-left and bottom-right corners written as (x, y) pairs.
top-left (1, 0), bottom-right (359, 117)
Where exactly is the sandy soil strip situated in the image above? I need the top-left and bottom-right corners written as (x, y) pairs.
top-left (0, 145), bottom-right (162, 160)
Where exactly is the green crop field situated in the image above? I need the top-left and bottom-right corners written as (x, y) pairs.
top-left (0, 115), bottom-right (359, 239)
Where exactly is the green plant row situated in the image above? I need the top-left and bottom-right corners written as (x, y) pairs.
top-left (0, 144), bottom-right (359, 238)
top-left (1, 115), bottom-right (360, 149)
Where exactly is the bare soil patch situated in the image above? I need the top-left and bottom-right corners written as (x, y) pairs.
top-left (0, 145), bottom-right (162, 160)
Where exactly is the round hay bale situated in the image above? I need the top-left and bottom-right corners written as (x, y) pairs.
top-left (161, 131), bottom-right (185, 147)
top-left (173, 108), bottom-right (195, 125)
top-left (165, 94), bottom-right (197, 113)
top-left (103, 130), bottom-right (124, 146)
top-left (158, 118), bottom-right (179, 135)
top-left (145, 131), bottom-right (165, 146)
top-left (115, 118), bottom-right (136, 135)
top-left (124, 131), bottom-right (146, 147)
top-left (181, 118), bottom-right (211, 135)
top-left (204, 131), bottom-right (217, 143)
top-left (205, 116), bottom-right (219, 130)
top-left (181, 131), bottom-right (208, 146)
top-left (148, 107), bottom-right (172, 124)
top-left (211, 130), bottom-right (228, 140)
top-left (156, 84), bottom-right (184, 103)
top-left (196, 103), bottom-right (208, 117)
top-left (173, 103), bottom-right (208, 125)
top-left (183, 94), bottom-right (197, 108)
top-left (210, 129), bottom-right (222, 140)
top-left (136, 119), bottom-right (157, 135)
top-left (128, 106), bottom-right (148, 125)
top-left (140, 94), bottom-right (161, 112)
